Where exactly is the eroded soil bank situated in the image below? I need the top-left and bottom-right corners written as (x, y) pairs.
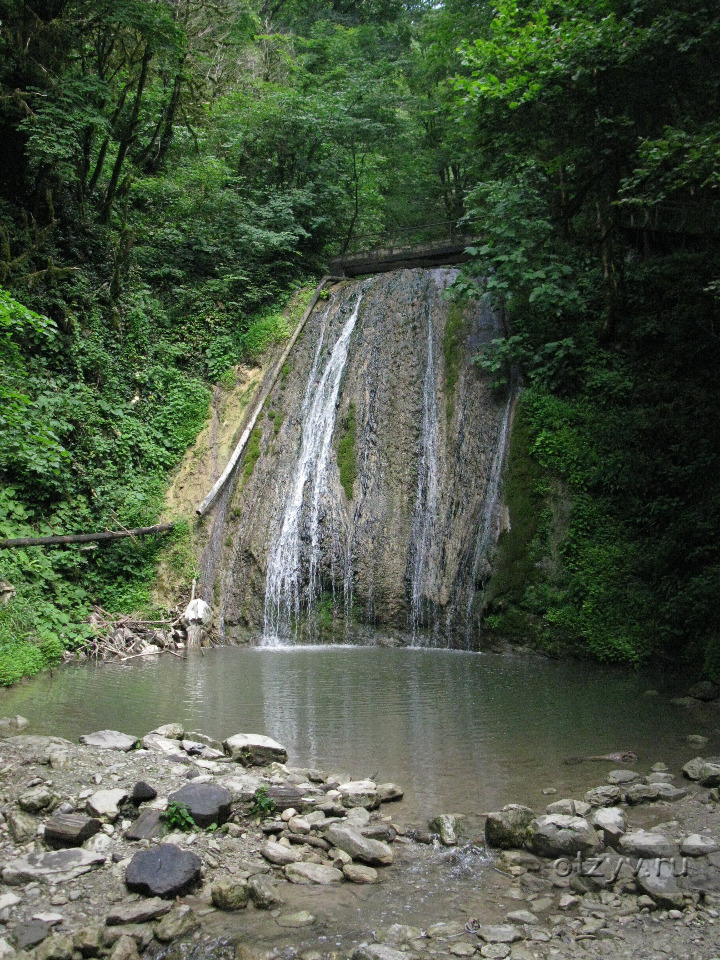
top-left (0, 717), bottom-right (718, 960)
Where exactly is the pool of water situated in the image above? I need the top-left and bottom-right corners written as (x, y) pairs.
top-left (0, 646), bottom-right (712, 821)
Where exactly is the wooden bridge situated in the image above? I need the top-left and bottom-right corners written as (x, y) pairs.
top-left (329, 237), bottom-right (475, 277)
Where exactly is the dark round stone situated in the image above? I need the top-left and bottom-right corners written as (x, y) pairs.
top-left (131, 781), bottom-right (158, 803)
top-left (125, 844), bottom-right (202, 898)
top-left (168, 782), bottom-right (232, 828)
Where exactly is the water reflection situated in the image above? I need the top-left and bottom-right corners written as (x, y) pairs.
top-left (0, 647), bottom-right (702, 818)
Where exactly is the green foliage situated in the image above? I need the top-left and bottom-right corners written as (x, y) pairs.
top-left (162, 801), bottom-right (196, 832)
top-left (337, 403), bottom-right (357, 499)
top-left (249, 786), bottom-right (276, 818)
top-left (0, 597), bottom-right (65, 687)
top-left (241, 314), bottom-right (291, 363)
top-left (242, 427), bottom-right (263, 485)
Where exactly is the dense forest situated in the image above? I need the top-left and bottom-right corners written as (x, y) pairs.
top-left (0, 0), bottom-right (718, 683)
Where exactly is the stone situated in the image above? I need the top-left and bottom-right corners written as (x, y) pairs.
top-left (605, 769), bottom-right (640, 784)
top-left (79, 731), bottom-right (138, 752)
top-left (18, 786), bottom-right (59, 813)
top-left (285, 862), bottom-right (343, 884)
top-left (682, 757), bottom-right (706, 781)
top-left (276, 911), bottom-right (315, 928)
top-left (86, 789), bottom-right (128, 821)
top-left (339, 779), bottom-right (379, 809)
top-left (699, 763), bottom-right (720, 787)
top-left (591, 807), bottom-right (627, 848)
top-left (429, 814), bottom-right (459, 846)
top-left (153, 904), bottom-right (200, 942)
top-left (0, 893), bottom-right (21, 910)
top-left (647, 772), bottom-right (674, 783)
top-left (150, 723), bottom-right (184, 740)
top-left (0, 715), bottom-right (29, 736)
top-left (545, 799), bottom-right (576, 816)
top-left (223, 733), bottom-right (287, 766)
top-left (681, 834), bottom-right (719, 856)
top-left (481, 946), bottom-right (511, 960)
top-left (0, 939), bottom-right (15, 959)
top-left (212, 879), bottom-right (250, 910)
top-left (479, 925), bottom-right (522, 944)
top-left (14, 918), bottom-right (52, 949)
top-left (585, 786), bottom-right (621, 807)
top-left (450, 944), bottom-right (476, 957)
top-left (324, 823), bottom-right (394, 865)
top-left (688, 680), bottom-right (719, 701)
top-left (376, 782), bottom-right (404, 802)
top-left (687, 734), bottom-right (709, 745)
top-left (485, 805), bottom-right (535, 849)
top-left (106, 898), bottom-right (172, 925)
top-left (107, 936), bottom-right (141, 960)
top-left (130, 782), bottom-right (157, 803)
top-left (343, 863), bottom-right (378, 883)
top-left (101, 925), bottom-right (154, 950)
top-left (260, 840), bottom-right (305, 865)
top-left (141, 733), bottom-right (184, 756)
top-left (288, 815), bottom-right (311, 834)
top-left (33, 933), bottom-right (74, 959)
top-left (125, 844), bottom-right (202, 898)
top-left (636, 859), bottom-right (684, 909)
top-left (44, 814), bottom-right (102, 849)
top-left (346, 806), bottom-right (372, 826)
top-left (625, 783), bottom-right (688, 803)
top-left (3, 849), bottom-right (106, 885)
top-left (167, 782), bottom-right (232, 828)
top-left (376, 923), bottom-right (423, 945)
top-left (619, 830), bottom-right (674, 859)
top-left (8, 809), bottom-right (38, 843)
top-left (124, 808), bottom-right (163, 841)
top-left (248, 874), bottom-right (284, 909)
top-left (74, 925), bottom-right (102, 957)
top-left (362, 823), bottom-right (396, 843)
top-left (506, 910), bottom-right (537, 925)
top-left (528, 815), bottom-right (600, 858)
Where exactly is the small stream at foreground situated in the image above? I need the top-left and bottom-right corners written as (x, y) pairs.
top-left (0, 646), bottom-right (711, 822)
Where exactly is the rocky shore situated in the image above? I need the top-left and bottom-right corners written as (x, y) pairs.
top-left (0, 717), bottom-right (718, 960)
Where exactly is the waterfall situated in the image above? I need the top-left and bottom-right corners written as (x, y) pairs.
top-left (408, 301), bottom-right (440, 639)
top-left (262, 292), bottom-right (364, 644)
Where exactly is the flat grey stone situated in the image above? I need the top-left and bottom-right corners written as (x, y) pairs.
top-left (585, 785), bottom-right (621, 807)
top-left (13, 918), bottom-right (51, 949)
top-left (106, 898), bottom-right (172, 925)
top-left (636, 859), bottom-right (684, 909)
top-left (44, 814), bottom-right (102, 849)
top-left (605, 769), bottom-right (639, 784)
top-left (79, 731), bottom-right (138, 752)
top-left (324, 823), bottom-right (394, 865)
top-left (167, 782), bottom-right (231, 828)
top-left (124, 809), bottom-right (163, 841)
top-left (86, 789), bottom-right (128, 821)
top-left (619, 829), bottom-right (674, 859)
top-left (353, 947), bottom-right (407, 960)
top-left (376, 782), bottom-right (404, 802)
top-left (3, 849), bottom-right (106, 885)
top-left (625, 783), bottom-right (688, 803)
top-left (223, 733), bottom-right (287, 766)
top-left (284, 862), bottom-right (343, 884)
top-left (479, 925), bottom-right (522, 943)
top-left (248, 874), bottom-right (284, 909)
top-left (260, 840), bottom-right (305, 865)
top-left (343, 863), bottom-right (378, 883)
top-left (125, 844), bottom-right (202, 898)
top-left (681, 834), bottom-right (719, 856)
top-left (276, 910), bottom-right (315, 928)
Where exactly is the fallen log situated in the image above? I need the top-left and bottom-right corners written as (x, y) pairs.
top-left (0, 523), bottom-right (174, 549)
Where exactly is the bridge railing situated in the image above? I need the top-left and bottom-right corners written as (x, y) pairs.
top-left (335, 219), bottom-right (471, 257)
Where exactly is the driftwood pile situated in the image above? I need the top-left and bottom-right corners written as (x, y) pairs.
top-left (78, 597), bottom-right (216, 664)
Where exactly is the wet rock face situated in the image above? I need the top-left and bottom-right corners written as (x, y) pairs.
top-left (205, 268), bottom-right (509, 647)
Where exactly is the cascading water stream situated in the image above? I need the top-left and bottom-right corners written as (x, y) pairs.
top-left (409, 301), bottom-right (440, 640)
top-left (262, 291), bottom-right (364, 645)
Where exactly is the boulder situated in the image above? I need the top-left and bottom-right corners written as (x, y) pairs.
top-left (106, 898), bottom-right (172, 925)
top-left (636, 859), bottom-right (684, 909)
top-left (324, 823), bottom-right (394, 865)
top-left (619, 830), bottom-right (674, 859)
top-left (141, 734), bottom-right (184, 757)
top-left (149, 723), bottom-right (184, 740)
top-left (478, 925), bottom-right (522, 944)
top-left (585, 786), bottom-right (621, 807)
top-left (699, 763), bottom-right (720, 788)
top-left (605, 769), bottom-right (640, 785)
top-left (130, 782), bottom-right (157, 804)
top-left (3, 849), bottom-right (106, 885)
top-left (13, 918), bottom-right (52, 950)
top-left (73, 925), bottom-right (102, 957)
top-left (338, 779), bottom-right (378, 809)
top-left (8, 809), bottom-right (38, 843)
top-left (34, 932), bottom-right (74, 960)
top-left (125, 844), bottom-right (202, 898)
top-left (79, 731), bottom-right (138, 752)
top-left (527, 815), bottom-right (600, 858)
top-left (376, 783), bottom-right (404, 803)
top-left (167, 782), bottom-right (232, 828)
top-left (86, 789), bottom-right (128, 822)
top-left (107, 936), bottom-right (141, 960)
top-left (688, 680), bottom-right (719, 701)
top-left (485, 805), bottom-right (535, 850)
top-left (284, 862), bottom-right (343, 884)
top-left (343, 863), bottom-right (378, 884)
top-left (223, 733), bottom-right (287, 766)
top-left (211, 880), bottom-right (249, 910)
top-left (682, 757), bottom-right (706, 781)
top-left (124, 809), bottom-right (163, 841)
top-left (153, 904), bottom-right (200, 943)
top-left (248, 874), bottom-right (284, 909)
top-left (260, 840), bottom-right (305, 866)
top-left (624, 783), bottom-right (688, 804)
top-left (429, 814), bottom-right (459, 846)
top-left (590, 807), bottom-right (626, 848)
top-left (44, 814), bottom-right (102, 849)
top-left (0, 715), bottom-right (29, 736)
top-left (18, 786), bottom-right (59, 813)
top-left (681, 834), bottom-right (719, 856)
top-left (185, 731), bottom-right (224, 752)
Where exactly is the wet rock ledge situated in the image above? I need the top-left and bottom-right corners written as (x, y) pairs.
top-left (0, 719), bottom-right (405, 959)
